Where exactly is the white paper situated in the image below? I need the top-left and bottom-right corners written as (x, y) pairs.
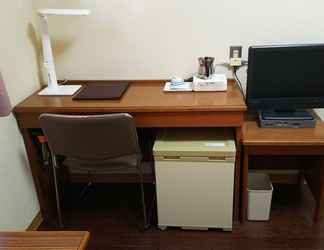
top-left (164, 82), bottom-right (193, 92)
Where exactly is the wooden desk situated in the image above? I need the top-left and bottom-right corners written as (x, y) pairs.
top-left (14, 80), bottom-right (246, 224)
top-left (242, 120), bottom-right (324, 222)
top-left (0, 231), bottom-right (89, 250)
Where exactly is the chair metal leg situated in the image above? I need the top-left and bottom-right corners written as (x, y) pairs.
top-left (79, 170), bottom-right (94, 200)
top-left (148, 161), bottom-right (156, 224)
top-left (147, 189), bottom-right (156, 226)
top-left (137, 160), bottom-right (149, 229)
top-left (51, 154), bottom-right (64, 228)
top-left (79, 181), bottom-right (93, 200)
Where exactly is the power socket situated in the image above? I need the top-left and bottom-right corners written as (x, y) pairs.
top-left (229, 46), bottom-right (242, 67)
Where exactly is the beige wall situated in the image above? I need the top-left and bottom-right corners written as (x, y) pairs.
top-left (32, 0), bottom-right (324, 118)
top-left (33, 0), bottom-right (324, 80)
top-left (0, 0), bottom-right (41, 229)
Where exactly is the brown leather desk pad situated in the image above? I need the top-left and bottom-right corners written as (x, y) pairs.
top-left (73, 82), bottom-right (129, 100)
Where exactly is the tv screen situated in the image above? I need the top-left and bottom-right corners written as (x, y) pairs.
top-left (246, 44), bottom-right (324, 110)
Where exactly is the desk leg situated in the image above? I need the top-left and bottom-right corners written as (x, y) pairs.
top-left (20, 128), bottom-right (56, 224)
top-left (241, 147), bottom-right (249, 222)
top-left (234, 127), bottom-right (243, 222)
top-left (314, 157), bottom-right (324, 222)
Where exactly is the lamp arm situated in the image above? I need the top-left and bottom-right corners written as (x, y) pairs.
top-left (40, 15), bottom-right (58, 88)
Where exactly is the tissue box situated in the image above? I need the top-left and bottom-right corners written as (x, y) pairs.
top-left (193, 74), bottom-right (227, 92)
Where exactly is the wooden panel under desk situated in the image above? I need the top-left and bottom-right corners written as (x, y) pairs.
top-left (16, 111), bottom-right (244, 129)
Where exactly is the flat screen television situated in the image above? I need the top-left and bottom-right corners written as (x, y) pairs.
top-left (246, 44), bottom-right (324, 113)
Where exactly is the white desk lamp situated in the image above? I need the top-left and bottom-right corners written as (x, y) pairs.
top-left (38, 9), bottom-right (91, 96)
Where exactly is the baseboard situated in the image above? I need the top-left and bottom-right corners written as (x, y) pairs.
top-left (26, 211), bottom-right (43, 231)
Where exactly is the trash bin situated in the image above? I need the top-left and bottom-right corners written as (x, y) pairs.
top-left (247, 172), bottom-right (273, 221)
top-left (153, 128), bottom-right (236, 231)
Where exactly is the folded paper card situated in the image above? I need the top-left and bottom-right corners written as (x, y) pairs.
top-left (164, 74), bottom-right (227, 92)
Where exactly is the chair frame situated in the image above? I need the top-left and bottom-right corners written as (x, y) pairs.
top-left (40, 113), bottom-right (150, 229)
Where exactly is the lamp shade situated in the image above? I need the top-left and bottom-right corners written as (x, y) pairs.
top-left (0, 72), bottom-right (12, 117)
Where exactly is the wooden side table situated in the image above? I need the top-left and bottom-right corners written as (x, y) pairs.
top-left (242, 120), bottom-right (324, 222)
top-left (0, 231), bottom-right (90, 250)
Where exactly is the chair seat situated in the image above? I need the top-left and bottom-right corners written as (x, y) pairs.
top-left (63, 155), bottom-right (139, 174)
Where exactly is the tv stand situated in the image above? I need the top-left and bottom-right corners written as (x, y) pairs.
top-left (258, 109), bottom-right (316, 128)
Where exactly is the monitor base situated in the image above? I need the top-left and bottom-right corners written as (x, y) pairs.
top-left (258, 110), bottom-right (316, 128)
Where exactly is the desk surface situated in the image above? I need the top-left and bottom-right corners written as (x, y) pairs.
top-left (14, 80), bottom-right (246, 113)
top-left (243, 120), bottom-right (324, 146)
top-left (0, 231), bottom-right (89, 250)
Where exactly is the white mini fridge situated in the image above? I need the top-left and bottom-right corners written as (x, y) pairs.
top-left (153, 129), bottom-right (236, 231)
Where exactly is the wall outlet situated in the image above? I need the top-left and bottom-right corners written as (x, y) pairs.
top-left (229, 46), bottom-right (242, 67)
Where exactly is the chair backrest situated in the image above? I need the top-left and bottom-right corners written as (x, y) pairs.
top-left (39, 113), bottom-right (141, 160)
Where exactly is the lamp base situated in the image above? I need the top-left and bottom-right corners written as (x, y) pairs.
top-left (38, 85), bottom-right (82, 96)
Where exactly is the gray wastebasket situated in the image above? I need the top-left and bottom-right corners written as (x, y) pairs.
top-left (247, 172), bottom-right (273, 221)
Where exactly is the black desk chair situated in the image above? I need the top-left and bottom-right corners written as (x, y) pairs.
top-left (39, 113), bottom-right (150, 229)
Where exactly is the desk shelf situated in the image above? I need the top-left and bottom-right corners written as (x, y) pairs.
top-left (242, 120), bottom-right (324, 223)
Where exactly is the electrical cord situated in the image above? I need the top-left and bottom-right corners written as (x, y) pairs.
top-left (233, 66), bottom-right (246, 100)
top-left (241, 60), bottom-right (248, 66)
top-left (58, 79), bottom-right (68, 85)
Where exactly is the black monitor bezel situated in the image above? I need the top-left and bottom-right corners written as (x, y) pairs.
top-left (246, 44), bottom-right (324, 111)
